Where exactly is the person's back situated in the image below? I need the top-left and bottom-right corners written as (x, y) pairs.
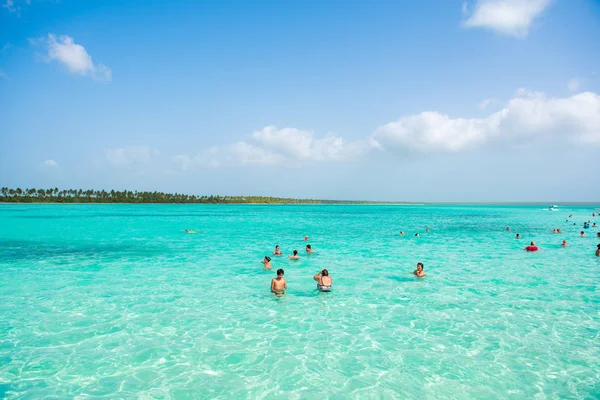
top-left (262, 256), bottom-right (272, 269)
top-left (314, 269), bottom-right (332, 291)
top-left (289, 250), bottom-right (300, 260)
top-left (271, 269), bottom-right (287, 295)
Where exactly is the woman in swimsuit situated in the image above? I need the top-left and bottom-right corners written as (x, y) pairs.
top-left (314, 269), bottom-right (332, 291)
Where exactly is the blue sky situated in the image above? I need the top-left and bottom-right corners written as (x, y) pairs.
top-left (1, 0), bottom-right (599, 201)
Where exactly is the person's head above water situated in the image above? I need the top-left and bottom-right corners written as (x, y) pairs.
top-left (275, 245), bottom-right (280, 249)
top-left (276, 268), bottom-right (284, 276)
top-left (293, 250), bottom-right (298, 256)
top-left (415, 233), bottom-right (419, 237)
top-left (416, 262), bottom-right (424, 270)
top-left (530, 241), bottom-right (535, 246)
top-left (516, 233), bottom-right (521, 238)
top-left (506, 227), bottom-right (510, 231)
top-left (264, 256), bottom-right (271, 262)
top-left (321, 269), bottom-right (329, 276)
top-left (306, 244), bottom-right (311, 249)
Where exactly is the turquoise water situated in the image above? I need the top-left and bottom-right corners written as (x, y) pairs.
top-left (1, 204), bottom-right (599, 399)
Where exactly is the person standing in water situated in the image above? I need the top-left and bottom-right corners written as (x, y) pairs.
top-left (561, 240), bottom-right (568, 248)
top-left (314, 269), bottom-right (332, 291)
top-left (273, 245), bottom-right (283, 255)
top-left (289, 250), bottom-right (300, 260)
top-left (261, 256), bottom-right (272, 269)
top-left (271, 269), bottom-right (287, 295)
top-left (306, 244), bottom-right (314, 254)
top-left (596, 244), bottom-right (600, 257)
top-left (413, 262), bottom-right (426, 278)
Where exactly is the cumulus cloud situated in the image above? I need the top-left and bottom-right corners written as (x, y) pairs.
top-left (32, 34), bottom-right (111, 81)
top-left (2, 0), bottom-right (18, 13)
top-left (41, 159), bottom-right (58, 168)
top-left (567, 78), bottom-right (580, 92)
top-left (478, 97), bottom-right (500, 110)
top-left (372, 90), bottom-right (600, 152)
top-left (463, 0), bottom-right (551, 37)
top-left (172, 154), bottom-right (194, 171)
top-left (186, 126), bottom-right (373, 169)
top-left (105, 147), bottom-right (158, 167)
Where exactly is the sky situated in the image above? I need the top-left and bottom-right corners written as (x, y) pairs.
top-left (1, 0), bottom-right (599, 202)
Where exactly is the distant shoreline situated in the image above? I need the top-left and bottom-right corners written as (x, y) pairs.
top-left (1, 202), bottom-right (599, 206)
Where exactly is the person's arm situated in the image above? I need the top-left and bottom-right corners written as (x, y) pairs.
top-left (283, 280), bottom-right (287, 289)
top-left (313, 272), bottom-right (321, 282)
top-left (270, 279), bottom-right (275, 292)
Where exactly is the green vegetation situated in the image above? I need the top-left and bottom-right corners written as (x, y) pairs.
top-left (0, 187), bottom-right (377, 204)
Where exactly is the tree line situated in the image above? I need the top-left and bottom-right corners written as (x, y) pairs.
top-left (0, 187), bottom-right (376, 204)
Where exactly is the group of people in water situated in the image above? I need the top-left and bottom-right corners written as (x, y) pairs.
top-left (263, 236), bottom-right (425, 296)
top-left (505, 212), bottom-right (599, 254)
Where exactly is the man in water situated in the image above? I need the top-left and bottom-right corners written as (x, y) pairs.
top-left (580, 231), bottom-right (586, 237)
top-left (413, 262), bottom-right (426, 278)
top-left (261, 256), bottom-right (272, 269)
top-left (271, 269), bottom-right (287, 295)
top-left (553, 229), bottom-right (558, 234)
top-left (273, 245), bottom-right (282, 255)
top-left (304, 236), bottom-right (309, 241)
top-left (561, 240), bottom-right (568, 248)
top-left (313, 269), bottom-right (332, 291)
top-left (516, 233), bottom-right (521, 239)
top-left (400, 231), bottom-right (405, 236)
top-left (415, 233), bottom-right (419, 237)
top-left (506, 227), bottom-right (510, 231)
top-left (557, 228), bottom-right (562, 233)
top-left (425, 227), bottom-right (430, 232)
top-left (597, 232), bottom-right (600, 238)
top-left (306, 244), bottom-right (314, 254)
top-left (596, 244), bottom-right (600, 257)
top-left (525, 241), bottom-right (539, 252)
top-left (289, 250), bottom-right (300, 260)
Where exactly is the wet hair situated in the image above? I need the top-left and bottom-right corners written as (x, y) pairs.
top-left (321, 269), bottom-right (329, 276)
top-left (530, 241), bottom-right (535, 246)
top-left (597, 243), bottom-right (600, 249)
top-left (275, 245), bottom-right (280, 249)
top-left (306, 244), bottom-right (311, 249)
top-left (293, 250), bottom-right (298, 255)
top-left (581, 231), bottom-right (585, 234)
top-left (276, 269), bottom-right (284, 275)
top-left (415, 233), bottom-right (419, 236)
top-left (264, 256), bottom-right (271, 262)
top-left (417, 262), bottom-right (424, 269)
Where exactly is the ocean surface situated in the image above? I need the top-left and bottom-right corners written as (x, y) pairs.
top-left (1, 204), bottom-right (599, 399)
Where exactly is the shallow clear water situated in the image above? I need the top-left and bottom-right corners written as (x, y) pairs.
top-left (1, 204), bottom-right (599, 399)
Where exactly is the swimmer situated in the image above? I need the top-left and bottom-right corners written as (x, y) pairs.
top-left (580, 231), bottom-right (586, 237)
top-left (314, 269), bottom-right (332, 291)
top-left (553, 228), bottom-right (558, 234)
top-left (569, 214), bottom-right (572, 218)
top-left (261, 256), bottom-right (272, 269)
top-left (305, 244), bottom-right (314, 254)
top-left (271, 269), bottom-right (287, 295)
top-left (561, 240), bottom-right (568, 248)
top-left (425, 227), bottom-right (430, 232)
top-left (516, 233), bottom-right (521, 239)
top-left (525, 241), bottom-right (539, 252)
top-left (304, 236), bottom-right (309, 241)
top-left (413, 262), bottom-right (426, 278)
top-left (273, 245), bottom-right (283, 255)
top-left (400, 231), bottom-right (405, 236)
top-left (557, 228), bottom-right (562, 233)
top-left (596, 244), bottom-right (600, 257)
top-left (506, 227), bottom-right (510, 231)
top-left (597, 232), bottom-right (600, 238)
top-left (593, 213), bottom-right (596, 217)
top-left (593, 223), bottom-right (597, 228)
top-left (289, 250), bottom-right (300, 260)
top-left (415, 233), bottom-right (419, 237)
top-left (185, 228), bottom-right (191, 233)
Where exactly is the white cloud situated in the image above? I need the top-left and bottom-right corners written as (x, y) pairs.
top-left (2, 0), bottom-right (17, 13)
top-left (105, 147), bottom-right (158, 167)
top-left (567, 78), bottom-right (580, 92)
top-left (463, 0), bottom-right (551, 37)
top-left (172, 154), bottom-right (194, 171)
top-left (33, 34), bottom-right (111, 81)
top-left (185, 126), bottom-right (373, 169)
top-left (41, 159), bottom-right (58, 168)
top-left (478, 97), bottom-right (500, 110)
top-left (372, 90), bottom-right (600, 152)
